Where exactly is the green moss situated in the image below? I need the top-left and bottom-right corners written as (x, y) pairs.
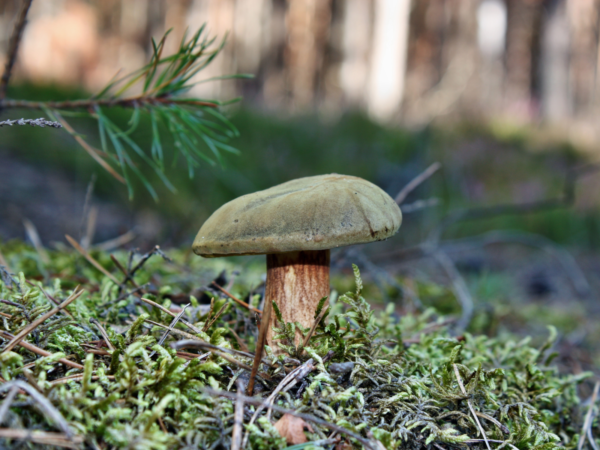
top-left (0, 242), bottom-right (596, 449)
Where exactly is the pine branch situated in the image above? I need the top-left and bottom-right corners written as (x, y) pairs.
top-left (0, 118), bottom-right (62, 128)
top-left (0, 25), bottom-right (250, 199)
top-left (2, 96), bottom-right (219, 110)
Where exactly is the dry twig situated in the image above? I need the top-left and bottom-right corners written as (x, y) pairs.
top-left (453, 364), bottom-right (491, 450)
top-left (211, 282), bottom-right (262, 314)
top-left (578, 381), bottom-right (600, 450)
top-left (297, 306), bottom-right (328, 355)
top-left (148, 305), bottom-right (190, 358)
top-left (1, 287), bottom-right (84, 354)
top-left (0, 380), bottom-right (75, 438)
top-left (231, 379), bottom-right (245, 450)
top-left (23, 219), bottom-right (49, 265)
top-left (139, 297), bottom-right (202, 334)
top-left (0, 429), bottom-right (83, 448)
top-left (89, 318), bottom-right (115, 352)
top-left (0, 331), bottom-right (84, 370)
top-left (434, 251), bottom-right (473, 334)
top-left (66, 235), bottom-right (121, 284)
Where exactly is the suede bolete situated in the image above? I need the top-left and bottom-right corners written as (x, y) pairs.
top-left (192, 174), bottom-right (402, 350)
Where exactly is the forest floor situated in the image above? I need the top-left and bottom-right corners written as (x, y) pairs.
top-left (0, 241), bottom-right (597, 449)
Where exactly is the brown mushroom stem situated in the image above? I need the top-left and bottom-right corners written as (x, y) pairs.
top-left (265, 250), bottom-right (330, 351)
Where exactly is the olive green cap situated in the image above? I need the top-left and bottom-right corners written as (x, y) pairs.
top-left (192, 174), bottom-right (402, 257)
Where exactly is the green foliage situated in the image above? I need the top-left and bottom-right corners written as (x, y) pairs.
top-left (15, 27), bottom-right (249, 200)
top-left (0, 241), bottom-right (596, 449)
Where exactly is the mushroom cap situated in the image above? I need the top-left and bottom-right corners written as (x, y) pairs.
top-left (192, 174), bottom-right (402, 257)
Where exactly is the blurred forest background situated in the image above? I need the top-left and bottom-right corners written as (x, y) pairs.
top-left (1, 0), bottom-right (600, 369)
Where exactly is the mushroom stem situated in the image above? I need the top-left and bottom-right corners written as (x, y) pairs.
top-left (265, 250), bottom-right (330, 352)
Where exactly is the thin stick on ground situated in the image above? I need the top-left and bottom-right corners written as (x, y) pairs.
top-left (50, 375), bottom-right (115, 386)
top-left (246, 359), bottom-right (316, 444)
top-left (1, 287), bottom-right (84, 354)
top-left (90, 318), bottom-right (115, 352)
top-left (31, 281), bottom-right (75, 319)
top-left (100, 284), bottom-right (147, 308)
top-left (0, 429), bottom-right (82, 449)
top-left (139, 297), bottom-right (203, 334)
top-left (578, 381), bottom-right (600, 450)
top-left (23, 219), bottom-right (50, 265)
top-left (171, 340), bottom-right (272, 371)
top-left (124, 246), bottom-right (170, 285)
top-left (202, 387), bottom-right (379, 450)
top-left (395, 162), bottom-right (441, 204)
top-left (145, 319), bottom-right (199, 340)
top-left (297, 306), bottom-right (328, 355)
top-left (453, 364), bottom-right (491, 450)
top-left (435, 251), bottom-right (474, 333)
top-left (203, 300), bottom-right (229, 332)
top-left (0, 0), bottom-right (33, 101)
top-left (211, 282), bottom-right (262, 314)
top-left (266, 358), bottom-right (315, 419)
top-left (0, 380), bottom-right (75, 438)
top-left (111, 254), bottom-right (141, 289)
top-left (66, 235), bottom-right (121, 284)
top-left (231, 379), bottom-right (245, 450)
top-left (247, 298), bottom-right (272, 396)
top-left (148, 305), bottom-right (189, 358)
top-left (0, 331), bottom-right (84, 370)
top-left (0, 385), bottom-right (19, 424)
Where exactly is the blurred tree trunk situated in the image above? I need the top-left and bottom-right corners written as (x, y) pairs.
top-left (284, 0), bottom-right (332, 109)
top-left (367, 0), bottom-right (411, 120)
top-left (233, 0), bottom-right (271, 75)
top-left (339, 0), bottom-right (372, 107)
top-left (540, 0), bottom-right (571, 121)
top-left (504, 0), bottom-right (543, 116)
top-left (186, 0), bottom-right (235, 100)
top-left (567, 0), bottom-right (598, 116)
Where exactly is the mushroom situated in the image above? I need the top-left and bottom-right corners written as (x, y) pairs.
top-left (192, 174), bottom-right (402, 351)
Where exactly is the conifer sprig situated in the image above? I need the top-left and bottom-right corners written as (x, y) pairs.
top-left (1, 26), bottom-right (250, 199)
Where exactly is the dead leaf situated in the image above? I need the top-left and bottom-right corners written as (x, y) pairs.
top-left (274, 413), bottom-right (314, 445)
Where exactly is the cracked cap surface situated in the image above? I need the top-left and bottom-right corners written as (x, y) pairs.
top-left (192, 174), bottom-right (402, 257)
